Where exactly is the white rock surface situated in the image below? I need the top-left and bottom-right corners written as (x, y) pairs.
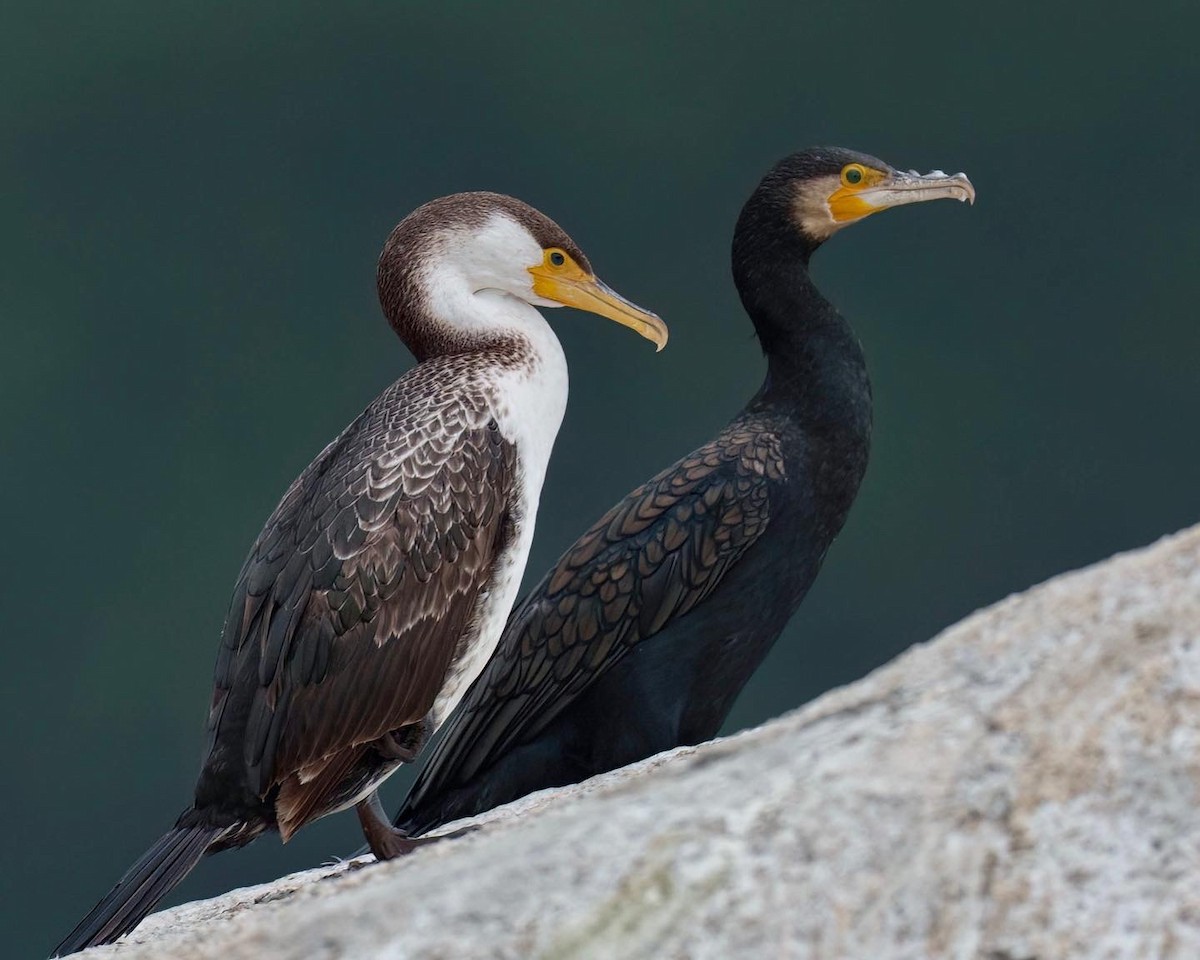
top-left (87, 526), bottom-right (1200, 959)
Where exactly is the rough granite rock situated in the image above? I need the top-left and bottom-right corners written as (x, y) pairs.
top-left (84, 526), bottom-right (1200, 959)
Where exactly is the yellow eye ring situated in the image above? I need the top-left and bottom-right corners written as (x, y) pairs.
top-left (842, 164), bottom-right (866, 186)
top-left (547, 249), bottom-right (567, 267)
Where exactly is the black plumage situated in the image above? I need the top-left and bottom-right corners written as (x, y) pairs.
top-left (393, 147), bottom-right (974, 836)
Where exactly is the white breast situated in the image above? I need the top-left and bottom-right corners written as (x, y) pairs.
top-left (429, 298), bottom-right (569, 726)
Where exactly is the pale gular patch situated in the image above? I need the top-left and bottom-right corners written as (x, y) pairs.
top-left (417, 212), bottom-right (550, 339)
top-left (790, 174), bottom-right (849, 243)
top-left (790, 167), bottom-right (975, 243)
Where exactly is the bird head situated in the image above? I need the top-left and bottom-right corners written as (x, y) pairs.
top-left (378, 192), bottom-right (667, 358)
top-left (741, 146), bottom-right (975, 255)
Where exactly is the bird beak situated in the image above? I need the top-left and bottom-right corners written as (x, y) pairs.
top-left (829, 168), bottom-right (976, 224)
top-left (530, 268), bottom-right (668, 352)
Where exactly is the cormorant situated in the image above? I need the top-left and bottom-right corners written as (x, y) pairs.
top-left (53, 192), bottom-right (667, 956)
top-left (391, 149), bottom-right (974, 837)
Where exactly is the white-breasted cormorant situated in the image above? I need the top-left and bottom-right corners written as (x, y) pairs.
top-left (52, 192), bottom-right (666, 956)
top-left (390, 149), bottom-right (974, 838)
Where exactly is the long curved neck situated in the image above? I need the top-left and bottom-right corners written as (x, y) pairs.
top-left (732, 202), bottom-right (871, 442)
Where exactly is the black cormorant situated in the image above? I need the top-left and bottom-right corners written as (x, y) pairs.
top-left (391, 149), bottom-right (974, 838)
top-left (52, 192), bottom-right (666, 956)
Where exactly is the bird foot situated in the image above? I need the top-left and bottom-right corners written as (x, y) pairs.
top-left (366, 825), bottom-right (433, 860)
top-left (376, 717), bottom-right (433, 763)
top-left (356, 790), bottom-right (439, 860)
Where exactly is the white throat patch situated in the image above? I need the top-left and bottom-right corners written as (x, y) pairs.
top-left (791, 174), bottom-right (847, 243)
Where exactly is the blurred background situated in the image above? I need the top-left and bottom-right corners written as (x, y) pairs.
top-left (3, 1), bottom-right (1197, 953)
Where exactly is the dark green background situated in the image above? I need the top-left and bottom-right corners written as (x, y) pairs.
top-left (4, 1), bottom-right (1196, 954)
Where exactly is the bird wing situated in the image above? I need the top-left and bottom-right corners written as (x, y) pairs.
top-left (404, 426), bottom-right (782, 802)
top-left (205, 358), bottom-right (517, 814)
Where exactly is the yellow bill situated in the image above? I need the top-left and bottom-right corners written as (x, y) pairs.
top-left (828, 164), bottom-right (976, 225)
top-left (529, 248), bottom-right (668, 352)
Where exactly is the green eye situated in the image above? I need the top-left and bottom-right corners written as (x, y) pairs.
top-left (549, 250), bottom-right (566, 266)
top-left (844, 166), bottom-right (864, 185)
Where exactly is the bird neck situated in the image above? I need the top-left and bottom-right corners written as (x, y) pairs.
top-left (733, 231), bottom-right (871, 441)
top-left (379, 253), bottom-right (562, 368)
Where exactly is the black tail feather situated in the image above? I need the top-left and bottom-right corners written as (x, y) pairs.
top-left (52, 820), bottom-right (223, 956)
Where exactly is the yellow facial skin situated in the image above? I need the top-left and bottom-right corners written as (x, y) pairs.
top-left (828, 163), bottom-right (976, 224)
top-left (528, 248), bottom-right (668, 351)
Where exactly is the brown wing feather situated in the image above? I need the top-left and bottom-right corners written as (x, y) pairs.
top-left (202, 356), bottom-right (516, 836)
top-left (405, 427), bottom-right (782, 798)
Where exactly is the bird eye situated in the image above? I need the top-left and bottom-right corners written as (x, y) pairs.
top-left (843, 165), bottom-right (865, 186)
top-left (548, 250), bottom-right (566, 267)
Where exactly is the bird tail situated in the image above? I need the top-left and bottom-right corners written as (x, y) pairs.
top-left (52, 817), bottom-right (226, 956)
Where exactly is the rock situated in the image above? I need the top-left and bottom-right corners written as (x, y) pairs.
top-left (87, 526), bottom-right (1200, 959)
